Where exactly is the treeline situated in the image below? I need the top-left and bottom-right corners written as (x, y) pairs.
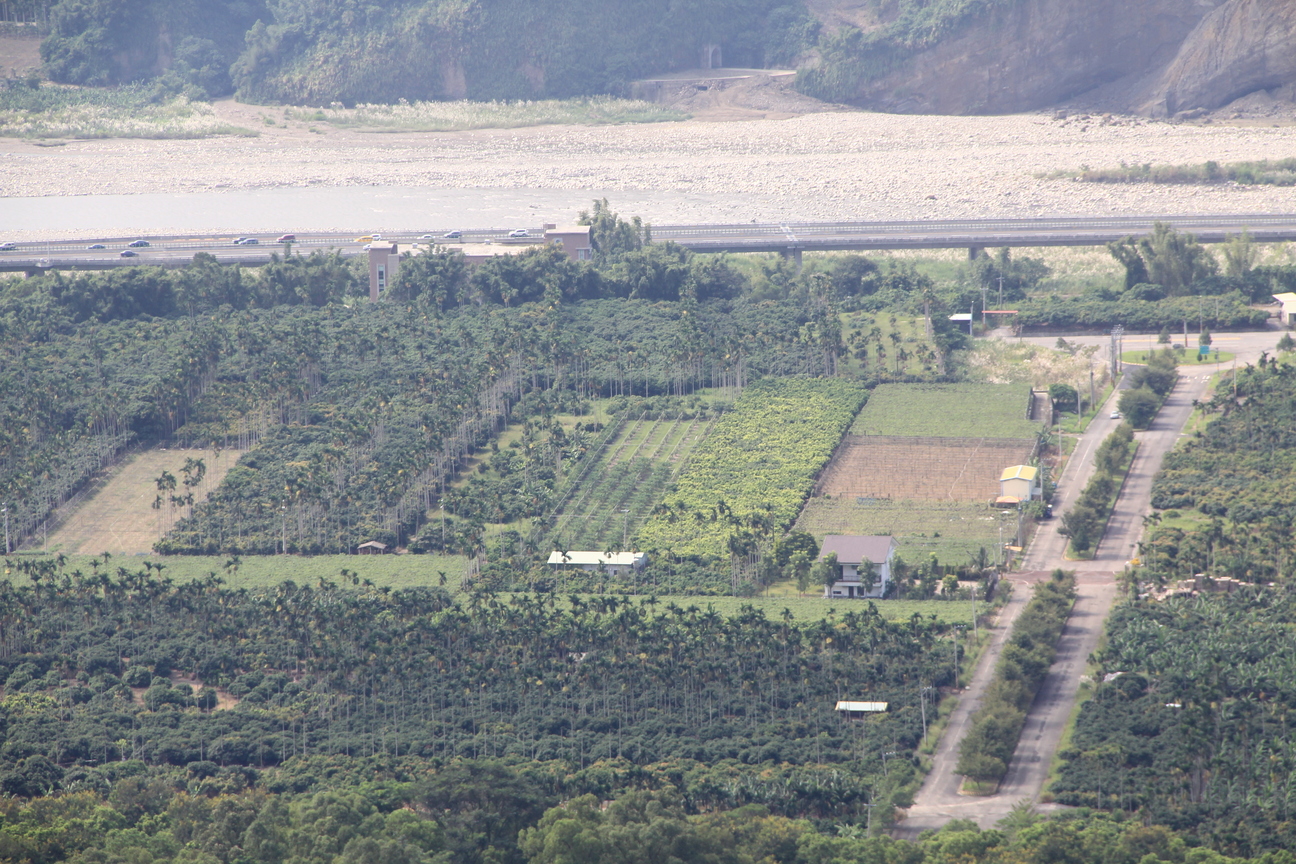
top-left (1058, 423), bottom-right (1135, 556)
top-left (0, 763), bottom-right (1280, 864)
top-left (1143, 355), bottom-right (1296, 586)
top-left (1053, 587), bottom-right (1296, 855)
top-left (955, 570), bottom-right (1076, 786)
top-left (1014, 291), bottom-right (1266, 333)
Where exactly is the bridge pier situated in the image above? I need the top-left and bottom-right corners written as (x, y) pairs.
top-left (968, 245), bottom-right (983, 260)
top-left (780, 247), bottom-right (803, 273)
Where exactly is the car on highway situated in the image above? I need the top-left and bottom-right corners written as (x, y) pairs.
top-left (507, 229), bottom-right (529, 238)
top-left (276, 234), bottom-right (296, 242)
top-left (233, 237), bottom-right (248, 245)
top-left (442, 230), bottom-right (463, 240)
top-left (127, 239), bottom-right (150, 248)
top-left (1110, 411), bottom-right (1122, 419)
top-left (372, 233), bottom-right (382, 240)
top-left (0, 242), bottom-right (17, 251)
top-left (242, 238), bottom-right (259, 245)
top-left (86, 243), bottom-right (106, 250)
top-left (119, 250), bottom-right (138, 257)
top-left (354, 235), bottom-right (374, 243)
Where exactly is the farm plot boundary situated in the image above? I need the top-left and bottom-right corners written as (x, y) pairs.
top-left (816, 436), bottom-right (1035, 501)
top-left (850, 383), bottom-right (1041, 440)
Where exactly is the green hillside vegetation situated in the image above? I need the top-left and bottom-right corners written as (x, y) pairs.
top-left (849, 383), bottom-right (1039, 439)
top-left (36, 0), bottom-right (815, 103)
top-left (636, 377), bottom-right (867, 562)
top-left (1054, 588), bottom-right (1296, 855)
top-left (0, 558), bottom-right (960, 823)
top-left (1144, 355), bottom-right (1296, 586)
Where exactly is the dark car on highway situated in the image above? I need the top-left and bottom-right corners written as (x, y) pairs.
top-left (127, 239), bottom-right (150, 248)
top-left (119, 250), bottom-right (138, 257)
top-left (87, 244), bottom-right (106, 250)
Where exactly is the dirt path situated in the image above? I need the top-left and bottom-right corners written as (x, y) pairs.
top-left (44, 447), bottom-right (241, 555)
top-left (896, 363), bottom-right (1213, 834)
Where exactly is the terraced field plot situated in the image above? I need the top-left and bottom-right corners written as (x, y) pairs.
top-left (850, 383), bottom-right (1040, 439)
top-left (796, 498), bottom-right (1005, 565)
top-left (817, 435), bottom-right (1035, 501)
top-left (551, 412), bottom-right (714, 550)
top-left (45, 448), bottom-right (242, 555)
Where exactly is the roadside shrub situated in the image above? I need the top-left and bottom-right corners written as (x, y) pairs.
top-left (956, 570), bottom-right (1076, 786)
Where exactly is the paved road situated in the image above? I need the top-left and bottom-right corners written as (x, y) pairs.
top-left (5, 213), bottom-right (1296, 271)
top-left (894, 333), bottom-right (1271, 835)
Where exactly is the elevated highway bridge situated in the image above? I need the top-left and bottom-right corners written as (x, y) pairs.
top-left (3, 214), bottom-right (1295, 273)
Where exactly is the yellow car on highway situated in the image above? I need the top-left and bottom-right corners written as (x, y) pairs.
top-left (353, 235), bottom-right (373, 243)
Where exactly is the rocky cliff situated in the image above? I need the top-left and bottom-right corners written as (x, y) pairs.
top-left (816, 0), bottom-right (1296, 115)
top-left (1138, 0), bottom-right (1296, 115)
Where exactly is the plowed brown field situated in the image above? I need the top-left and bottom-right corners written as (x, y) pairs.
top-left (816, 435), bottom-right (1034, 501)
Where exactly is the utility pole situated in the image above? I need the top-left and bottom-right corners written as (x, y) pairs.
top-left (280, 504), bottom-right (287, 555)
top-left (2, 504), bottom-right (8, 555)
top-left (980, 283), bottom-right (988, 327)
top-left (953, 624), bottom-right (964, 694)
top-left (971, 584), bottom-right (977, 643)
top-left (998, 275), bottom-right (1004, 309)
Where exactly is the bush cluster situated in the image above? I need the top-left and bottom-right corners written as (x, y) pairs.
top-left (1117, 349), bottom-right (1178, 429)
top-left (955, 569), bottom-right (1076, 785)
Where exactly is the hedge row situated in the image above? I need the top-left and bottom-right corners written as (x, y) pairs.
top-left (1058, 423), bottom-right (1137, 556)
top-left (955, 569), bottom-right (1077, 786)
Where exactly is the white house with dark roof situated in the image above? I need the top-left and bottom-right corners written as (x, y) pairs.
top-left (819, 535), bottom-right (897, 599)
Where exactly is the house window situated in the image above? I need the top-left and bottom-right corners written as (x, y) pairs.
top-left (377, 266), bottom-right (386, 291)
top-left (577, 248), bottom-right (591, 261)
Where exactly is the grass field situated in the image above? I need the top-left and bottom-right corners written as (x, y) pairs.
top-left (8, 552), bottom-right (469, 590)
top-left (3, 552), bottom-right (971, 622)
top-left (1122, 348), bottom-right (1235, 365)
top-left (850, 383), bottom-right (1040, 439)
top-left (285, 97), bottom-right (686, 132)
top-left (551, 412), bottom-right (715, 550)
top-left (0, 85), bottom-right (256, 139)
top-left (45, 448), bottom-right (242, 555)
top-left (796, 497), bottom-right (1007, 566)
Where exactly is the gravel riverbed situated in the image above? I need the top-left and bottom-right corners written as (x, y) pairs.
top-left (3, 107), bottom-right (1295, 235)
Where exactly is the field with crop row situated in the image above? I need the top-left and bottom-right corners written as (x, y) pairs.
top-left (817, 435), bottom-right (1034, 501)
top-left (850, 383), bottom-right (1041, 439)
top-left (637, 377), bottom-right (867, 559)
top-left (796, 498), bottom-right (1007, 566)
top-left (552, 413), bottom-right (714, 550)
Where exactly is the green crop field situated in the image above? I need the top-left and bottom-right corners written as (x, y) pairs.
top-left (551, 412), bottom-right (715, 550)
top-left (849, 383), bottom-right (1041, 439)
top-left (796, 497), bottom-right (1009, 567)
top-left (7, 552), bottom-right (469, 590)
top-left (637, 377), bottom-right (868, 560)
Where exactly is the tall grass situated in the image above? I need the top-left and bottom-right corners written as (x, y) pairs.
top-left (1056, 159), bottom-right (1296, 187)
top-left (0, 84), bottom-right (256, 138)
top-left (285, 96), bottom-right (686, 132)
